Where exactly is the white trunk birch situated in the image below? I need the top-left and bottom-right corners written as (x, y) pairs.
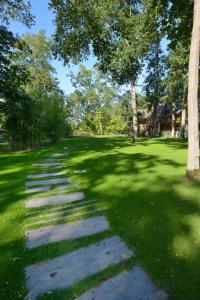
top-left (186, 0), bottom-right (200, 176)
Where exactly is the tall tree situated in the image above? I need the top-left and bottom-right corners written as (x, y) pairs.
top-left (164, 41), bottom-right (189, 137)
top-left (186, 0), bottom-right (200, 177)
top-left (50, 0), bottom-right (158, 141)
top-left (0, 0), bottom-right (34, 97)
top-left (71, 66), bottom-right (116, 134)
top-left (144, 37), bottom-right (166, 135)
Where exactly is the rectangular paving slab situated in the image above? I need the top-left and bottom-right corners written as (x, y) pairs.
top-left (25, 216), bottom-right (110, 248)
top-left (25, 178), bottom-right (70, 186)
top-left (25, 236), bottom-right (133, 299)
top-left (32, 163), bottom-right (66, 167)
top-left (25, 192), bottom-right (85, 208)
top-left (77, 266), bottom-right (168, 300)
top-left (27, 172), bottom-right (66, 179)
top-left (25, 186), bottom-right (51, 194)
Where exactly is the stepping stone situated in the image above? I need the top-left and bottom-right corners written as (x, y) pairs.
top-left (25, 186), bottom-right (50, 194)
top-left (26, 199), bottom-right (97, 216)
top-left (27, 172), bottom-right (66, 179)
top-left (25, 216), bottom-right (110, 248)
top-left (26, 207), bottom-right (108, 227)
top-left (25, 236), bottom-right (133, 299)
top-left (54, 183), bottom-right (79, 190)
top-left (77, 266), bottom-right (168, 300)
top-left (32, 163), bottom-right (66, 167)
top-left (25, 192), bottom-right (85, 208)
top-left (25, 178), bottom-right (70, 187)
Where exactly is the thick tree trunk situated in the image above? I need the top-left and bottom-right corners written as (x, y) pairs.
top-left (131, 80), bottom-right (137, 142)
top-left (186, 0), bottom-right (200, 177)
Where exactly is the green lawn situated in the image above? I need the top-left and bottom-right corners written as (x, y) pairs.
top-left (0, 136), bottom-right (200, 300)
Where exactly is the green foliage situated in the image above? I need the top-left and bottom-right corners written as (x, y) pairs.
top-left (0, 30), bottom-right (70, 149)
top-left (50, 0), bottom-right (159, 84)
top-left (164, 41), bottom-right (189, 104)
top-left (0, 0), bottom-right (35, 26)
top-left (144, 37), bottom-right (166, 110)
top-left (105, 92), bottom-right (132, 134)
top-left (158, 0), bottom-right (193, 49)
top-left (39, 92), bottom-right (68, 143)
top-left (70, 66), bottom-right (117, 134)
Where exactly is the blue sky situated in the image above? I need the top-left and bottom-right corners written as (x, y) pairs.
top-left (9, 0), bottom-right (167, 95)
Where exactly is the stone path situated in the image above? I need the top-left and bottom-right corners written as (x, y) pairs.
top-left (25, 192), bottom-right (84, 208)
top-left (77, 266), bottom-right (167, 300)
top-left (27, 171), bottom-right (66, 178)
top-left (23, 151), bottom-right (168, 299)
top-left (25, 186), bottom-right (51, 194)
top-left (26, 216), bottom-right (110, 249)
top-left (25, 236), bottom-right (133, 300)
top-left (25, 177), bottom-right (70, 186)
top-left (32, 163), bottom-right (66, 167)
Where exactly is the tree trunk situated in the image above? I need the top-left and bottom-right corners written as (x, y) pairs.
top-left (131, 80), bottom-right (137, 142)
top-left (152, 106), bottom-right (157, 135)
top-left (186, 0), bottom-right (200, 177)
top-left (171, 108), bottom-right (176, 138)
top-left (157, 121), bottom-right (161, 135)
top-left (99, 118), bottom-right (104, 135)
top-left (181, 107), bottom-right (186, 138)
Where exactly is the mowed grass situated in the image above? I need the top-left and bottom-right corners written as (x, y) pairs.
top-left (0, 136), bottom-right (200, 300)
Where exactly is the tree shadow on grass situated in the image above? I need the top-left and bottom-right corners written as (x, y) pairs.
top-left (68, 136), bottom-right (200, 300)
top-left (0, 136), bottom-right (199, 300)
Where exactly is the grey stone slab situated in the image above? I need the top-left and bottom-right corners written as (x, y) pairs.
top-left (26, 199), bottom-right (97, 216)
top-left (27, 172), bottom-right (66, 179)
top-left (25, 236), bottom-right (133, 299)
top-left (26, 216), bottom-right (110, 249)
top-left (25, 178), bottom-right (70, 187)
top-left (77, 266), bottom-right (168, 300)
top-left (25, 192), bottom-right (85, 208)
top-left (26, 207), bottom-right (108, 227)
top-left (25, 186), bottom-right (50, 194)
top-left (32, 163), bottom-right (66, 167)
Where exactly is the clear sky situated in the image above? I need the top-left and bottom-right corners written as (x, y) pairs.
top-left (8, 0), bottom-right (167, 95)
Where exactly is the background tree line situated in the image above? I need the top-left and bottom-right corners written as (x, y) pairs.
top-left (0, 2), bottom-right (71, 150)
